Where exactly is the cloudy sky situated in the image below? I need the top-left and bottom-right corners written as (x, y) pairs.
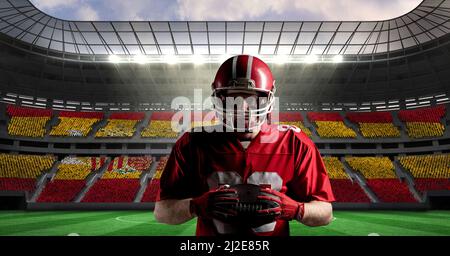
top-left (30, 0), bottom-right (422, 21)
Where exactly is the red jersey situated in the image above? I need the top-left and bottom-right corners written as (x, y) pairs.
top-left (158, 123), bottom-right (335, 236)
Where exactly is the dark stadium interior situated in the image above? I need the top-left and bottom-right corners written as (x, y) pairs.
top-left (0, 0), bottom-right (449, 211)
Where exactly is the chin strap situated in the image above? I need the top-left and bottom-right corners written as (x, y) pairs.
top-left (214, 110), bottom-right (269, 132)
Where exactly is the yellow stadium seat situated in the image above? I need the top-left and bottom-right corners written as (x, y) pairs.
top-left (96, 119), bottom-right (139, 137)
top-left (345, 157), bottom-right (396, 179)
top-left (315, 121), bottom-right (357, 138)
top-left (398, 154), bottom-right (450, 178)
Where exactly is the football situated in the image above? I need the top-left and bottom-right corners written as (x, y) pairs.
top-left (210, 184), bottom-right (281, 227)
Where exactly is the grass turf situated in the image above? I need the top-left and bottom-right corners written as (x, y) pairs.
top-left (0, 210), bottom-right (449, 236)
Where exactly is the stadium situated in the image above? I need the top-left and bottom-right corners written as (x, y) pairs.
top-left (0, 0), bottom-right (449, 237)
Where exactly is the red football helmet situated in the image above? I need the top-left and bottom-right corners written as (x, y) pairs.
top-left (211, 55), bottom-right (276, 131)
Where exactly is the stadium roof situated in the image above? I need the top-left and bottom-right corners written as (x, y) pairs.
top-left (1, 0), bottom-right (450, 63)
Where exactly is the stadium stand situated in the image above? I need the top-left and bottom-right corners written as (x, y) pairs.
top-left (82, 156), bottom-right (152, 202)
top-left (49, 111), bottom-right (104, 137)
top-left (330, 179), bottom-right (372, 203)
top-left (141, 112), bottom-right (180, 138)
top-left (190, 111), bottom-right (219, 130)
top-left (323, 156), bottom-right (350, 179)
top-left (346, 156), bottom-right (397, 179)
top-left (0, 104), bottom-right (449, 207)
top-left (141, 156), bottom-right (168, 202)
top-left (37, 157), bottom-right (106, 202)
top-left (365, 179), bottom-right (417, 203)
top-left (6, 105), bottom-right (52, 137)
top-left (398, 154), bottom-right (450, 194)
top-left (0, 154), bottom-right (55, 193)
top-left (398, 105), bottom-right (446, 138)
top-left (346, 111), bottom-right (400, 138)
top-left (323, 157), bottom-right (370, 202)
top-left (307, 112), bottom-right (357, 138)
top-left (345, 157), bottom-right (417, 202)
top-left (273, 112), bottom-right (312, 137)
top-left (2, 106), bottom-right (448, 141)
top-left (95, 112), bottom-right (145, 137)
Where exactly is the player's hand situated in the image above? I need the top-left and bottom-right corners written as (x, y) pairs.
top-left (257, 188), bottom-right (304, 221)
top-left (190, 185), bottom-right (238, 219)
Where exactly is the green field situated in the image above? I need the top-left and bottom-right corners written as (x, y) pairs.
top-left (0, 210), bottom-right (449, 236)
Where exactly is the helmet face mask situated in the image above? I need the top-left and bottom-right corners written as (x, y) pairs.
top-left (211, 55), bottom-right (276, 132)
top-left (212, 93), bottom-right (273, 132)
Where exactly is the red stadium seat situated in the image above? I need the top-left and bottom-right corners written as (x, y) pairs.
top-left (366, 179), bottom-right (417, 203)
top-left (330, 179), bottom-right (371, 203)
top-left (82, 179), bottom-right (141, 202)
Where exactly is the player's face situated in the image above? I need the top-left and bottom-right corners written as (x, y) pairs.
top-left (217, 90), bottom-right (269, 134)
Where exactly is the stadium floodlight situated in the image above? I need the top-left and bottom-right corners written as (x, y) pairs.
top-left (272, 54), bottom-right (289, 65)
top-left (108, 55), bottom-right (121, 63)
top-left (333, 55), bottom-right (343, 63)
top-left (163, 54), bottom-right (178, 65)
top-left (133, 54), bottom-right (148, 64)
top-left (191, 55), bottom-right (205, 65)
top-left (304, 54), bottom-right (318, 64)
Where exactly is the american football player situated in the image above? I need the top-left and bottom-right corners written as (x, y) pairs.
top-left (154, 55), bottom-right (335, 236)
